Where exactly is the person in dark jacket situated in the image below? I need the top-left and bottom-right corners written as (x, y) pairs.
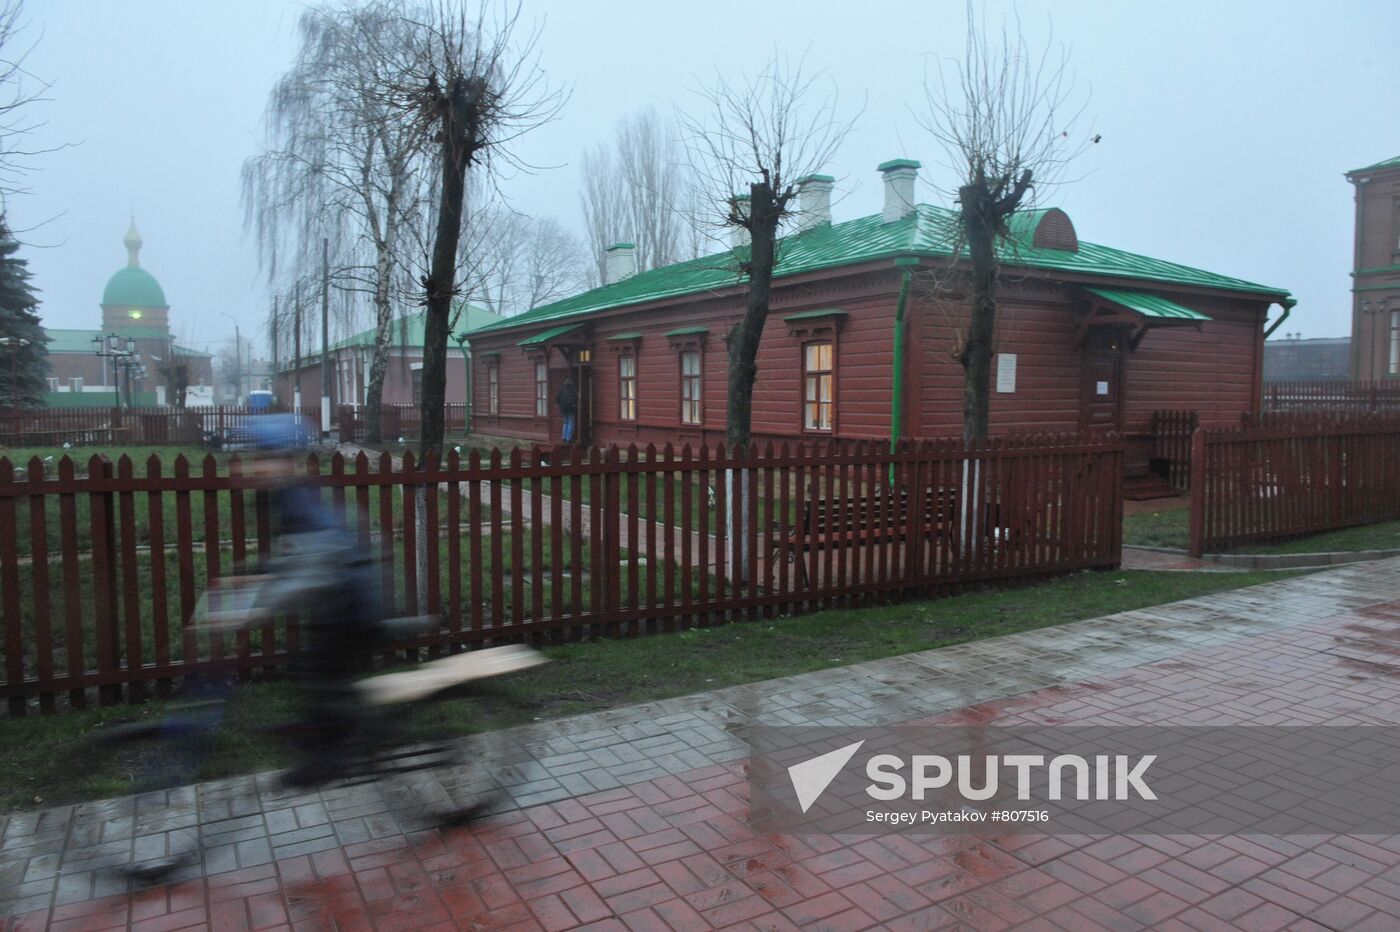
top-left (557, 375), bottom-right (579, 443)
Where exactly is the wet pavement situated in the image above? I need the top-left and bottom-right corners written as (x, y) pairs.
top-left (6, 558), bottom-right (1400, 929)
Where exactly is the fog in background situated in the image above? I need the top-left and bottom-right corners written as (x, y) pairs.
top-left (13, 0), bottom-right (1400, 356)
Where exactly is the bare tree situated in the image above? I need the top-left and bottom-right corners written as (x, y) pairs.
top-left (393, 1), bottom-right (563, 458)
top-left (581, 108), bottom-right (697, 284)
top-left (0, 0), bottom-right (69, 222)
top-left (918, 5), bottom-right (1091, 443)
top-left (681, 55), bottom-right (855, 450)
top-left (243, 1), bottom-right (430, 442)
top-left (474, 208), bottom-right (586, 315)
top-left (579, 142), bottom-right (625, 287)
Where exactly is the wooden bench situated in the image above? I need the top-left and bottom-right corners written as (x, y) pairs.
top-left (769, 485), bottom-right (963, 587)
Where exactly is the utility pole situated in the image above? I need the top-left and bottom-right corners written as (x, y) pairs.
top-left (220, 312), bottom-right (242, 405)
top-left (270, 295), bottom-right (279, 401)
top-left (320, 238), bottom-right (331, 439)
top-left (293, 283), bottom-right (303, 414)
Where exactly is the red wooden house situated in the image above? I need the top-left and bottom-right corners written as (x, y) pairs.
top-left (464, 161), bottom-right (1293, 486)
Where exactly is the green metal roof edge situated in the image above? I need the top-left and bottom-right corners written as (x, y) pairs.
top-left (606, 331), bottom-right (644, 341)
top-left (1086, 287), bottom-right (1212, 321)
top-left (1354, 264), bottom-right (1400, 276)
top-left (877, 158), bottom-right (922, 171)
top-left (664, 326), bottom-right (708, 337)
top-left (796, 173), bottom-right (836, 184)
top-left (783, 309), bottom-right (848, 322)
top-left (607, 242), bottom-right (635, 250)
top-left (1348, 155), bottom-right (1400, 175)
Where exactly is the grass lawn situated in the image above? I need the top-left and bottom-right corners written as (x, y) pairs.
top-left (1124, 507), bottom-right (1400, 555)
top-left (0, 566), bottom-right (1292, 813)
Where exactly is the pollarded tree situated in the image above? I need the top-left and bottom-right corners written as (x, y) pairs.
top-left (918, 5), bottom-right (1092, 443)
top-left (393, 0), bottom-right (563, 458)
top-left (0, 215), bottom-right (46, 406)
top-left (681, 56), bottom-right (855, 451)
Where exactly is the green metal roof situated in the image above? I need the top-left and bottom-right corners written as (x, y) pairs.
top-left (1086, 287), bottom-right (1211, 321)
top-left (517, 322), bottom-right (582, 347)
top-left (877, 158), bottom-right (922, 171)
top-left (1348, 155), bottom-right (1400, 175)
top-left (467, 204), bottom-right (1290, 339)
top-left (606, 331), bottom-right (644, 341)
top-left (664, 326), bottom-right (708, 337)
top-left (102, 266), bottom-right (167, 307)
top-left (327, 303), bottom-right (504, 353)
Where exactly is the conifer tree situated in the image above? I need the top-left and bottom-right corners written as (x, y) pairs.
top-left (0, 216), bottom-right (46, 407)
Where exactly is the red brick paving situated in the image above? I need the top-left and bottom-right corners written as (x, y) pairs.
top-left (14, 600), bottom-right (1400, 930)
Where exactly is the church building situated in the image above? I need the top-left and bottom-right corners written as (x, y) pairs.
top-left (42, 222), bottom-right (213, 406)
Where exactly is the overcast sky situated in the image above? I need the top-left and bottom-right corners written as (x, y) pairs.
top-left (13, 0), bottom-right (1400, 358)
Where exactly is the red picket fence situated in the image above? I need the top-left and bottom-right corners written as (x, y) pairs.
top-left (1150, 410), bottom-right (1198, 491)
top-left (1187, 423), bottom-right (1400, 556)
top-left (0, 435), bottom-right (1122, 714)
top-left (335, 404), bottom-right (469, 443)
top-left (1263, 380), bottom-right (1400, 414)
top-left (0, 406), bottom-right (322, 448)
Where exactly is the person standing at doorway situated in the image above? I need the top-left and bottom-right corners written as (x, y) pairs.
top-left (557, 374), bottom-right (578, 444)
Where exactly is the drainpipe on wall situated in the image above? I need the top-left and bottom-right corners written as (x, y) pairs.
top-left (889, 259), bottom-right (917, 484)
top-left (1263, 296), bottom-right (1296, 339)
top-left (455, 333), bottom-right (472, 436)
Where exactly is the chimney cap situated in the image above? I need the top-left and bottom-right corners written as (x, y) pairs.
top-left (877, 158), bottom-right (922, 172)
top-left (795, 173), bottom-right (835, 185)
top-left (606, 242), bottom-right (635, 251)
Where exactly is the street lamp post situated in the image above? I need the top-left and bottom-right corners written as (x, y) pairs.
top-left (92, 333), bottom-right (137, 410)
top-left (0, 336), bottom-right (30, 407)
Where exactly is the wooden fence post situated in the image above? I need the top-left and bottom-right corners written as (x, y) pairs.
top-left (1187, 428), bottom-right (1207, 558)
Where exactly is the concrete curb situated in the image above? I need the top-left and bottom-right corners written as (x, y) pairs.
top-left (1127, 543), bottom-right (1400, 570)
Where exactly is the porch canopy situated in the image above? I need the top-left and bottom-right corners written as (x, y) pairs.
top-left (1078, 287), bottom-right (1211, 350)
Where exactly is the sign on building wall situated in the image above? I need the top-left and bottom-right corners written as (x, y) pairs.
top-left (995, 353), bottom-right (1017, 393)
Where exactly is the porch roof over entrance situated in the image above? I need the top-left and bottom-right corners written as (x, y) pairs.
top-left (517, 322), bottom-right (583, 347)
top-left (1086, 287), bottom-right (1212, 322)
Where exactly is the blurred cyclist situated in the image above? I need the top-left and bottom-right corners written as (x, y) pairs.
top-left (242, 414), bottom-right (386, 787)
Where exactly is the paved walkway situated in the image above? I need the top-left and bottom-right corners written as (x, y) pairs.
top-left (7, 559), bottom-right (1400, 929)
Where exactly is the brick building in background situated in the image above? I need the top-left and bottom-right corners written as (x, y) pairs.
top-left (41, 222), bottom-right (212, 406)
top-left (1348, 155), bottom-right (1400, 379)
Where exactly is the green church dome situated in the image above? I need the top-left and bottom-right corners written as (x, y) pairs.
top-left (101, 219), bottom-right (167, 307)
top-left (102, 265), bottom-right (166, 307)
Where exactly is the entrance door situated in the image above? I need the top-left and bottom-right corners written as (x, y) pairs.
top-left (1080, 329), bottom-right (1124, 432)
top-left (548, 363), bottom-right (593, 445)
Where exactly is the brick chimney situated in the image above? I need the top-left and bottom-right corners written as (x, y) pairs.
top-left (605, 242), bottom-right (637, 284)
top-left (795, 174), bottom-right (834, 232)
top-left (878, 159), bottom-right (921, 223)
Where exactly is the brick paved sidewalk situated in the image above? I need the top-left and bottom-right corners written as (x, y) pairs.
top-left (6, 559), bottom-right (1400, 930)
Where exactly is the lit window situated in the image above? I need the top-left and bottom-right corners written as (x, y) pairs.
top-left (1390, 310), bottom-right (1400, 376)
top-left (487, 364), bottom-right (499, 415)
top-left (803, 341), bottom-right (834, 431)
top-left (680, 351), bottom-right (702, 425)
top-left (619, 354), bottom-right (637, 420)
top-left (534, 362), bottom-right (548, 417)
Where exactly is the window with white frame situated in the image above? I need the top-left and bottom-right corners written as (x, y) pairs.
top-left (802, 341), bottom-right (835, 431)
top-left (619, 354), bottom-right (637, 420)
top-left (534, 362), bottom-right (548, 416)
top-left (70, 377), bottom-right (84, 392)
top-left (47, 377), bottom-right (58, 392)
top-left (1390, 309), bottom-right (1399, 376)
top-left (680, 351), bottom-right (702, 425)
top-left (487, 363), bottom-right (499, 415)
top-left (410, 364), bottom-right (424, 406)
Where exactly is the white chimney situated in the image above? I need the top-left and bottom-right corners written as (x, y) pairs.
top-left (795, 174), bottom-right (834, 232)
top-left (878, 159), bottom-right (921, 223)
top-left (729, 195), bottom-right (751, 249)
top-left (605, 242), bottom-right (637, 284)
